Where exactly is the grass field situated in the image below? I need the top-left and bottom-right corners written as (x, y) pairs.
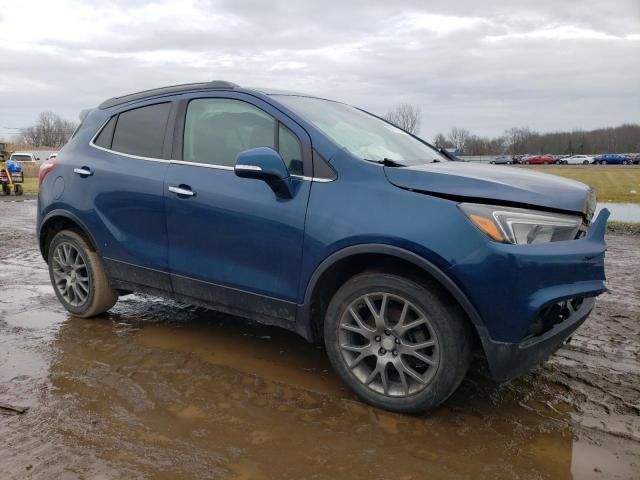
top-left (527, 166), bottom-right (640, 203)
top-left (21, 177), bottom-right (39, 194)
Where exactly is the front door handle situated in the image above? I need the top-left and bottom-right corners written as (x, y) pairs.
top-left (168, 185), bottom-right (195, 197)
top-left (73, 167), bottom-right (93, 177)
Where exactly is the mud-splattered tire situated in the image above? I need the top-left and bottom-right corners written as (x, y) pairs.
top-left (324, 272), bottom-right (471, 413)
top-left (48, 230), bottom-right (117, 317)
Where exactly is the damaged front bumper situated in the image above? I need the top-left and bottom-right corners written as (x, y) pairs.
top-left (449, 208), bottom-right (610, 382)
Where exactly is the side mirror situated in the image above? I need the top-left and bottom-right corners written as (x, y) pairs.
top-left (235, 147), bottom-right (293, 198)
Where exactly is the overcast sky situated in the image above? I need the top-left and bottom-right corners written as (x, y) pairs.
top-left (0, 0), bottom-right (638, 141)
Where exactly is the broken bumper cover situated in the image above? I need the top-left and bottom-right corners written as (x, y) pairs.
top-left (478, 295), bottom-right (594, 381)
top-left (448, 208), bottom-right (610, 381)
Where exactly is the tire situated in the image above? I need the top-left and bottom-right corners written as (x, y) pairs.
top-left (48, 230), bottom-right (118, 317)
top-left (582, 161), bottom-right (589, 165)
top-left (601, 160), bottom-right (607, 165)
top-left (490, 161), bottom-right (495, 164)
top-left (506, 161), bottom-right (512, 165)
top-left (14, 184), bottom-right (23, 196)
top-left (323, 272), bottom-right (472, 413)
top-left (2, 184), bottom-right (9, 195)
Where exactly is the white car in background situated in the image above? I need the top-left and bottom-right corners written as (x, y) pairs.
top-left (563, 154), bottom-right (595, 165)
top-left (9, 152), bottom-right (40, 163)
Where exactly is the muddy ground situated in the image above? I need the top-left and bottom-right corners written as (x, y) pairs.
top-left (0, 199), bottom-right (638, 480)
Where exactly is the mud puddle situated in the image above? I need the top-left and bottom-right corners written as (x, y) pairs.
top-left (1, 201), bottom-right (638, 479)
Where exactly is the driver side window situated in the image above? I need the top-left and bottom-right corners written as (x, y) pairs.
top-left (183, 98), bottom-right (303, 175)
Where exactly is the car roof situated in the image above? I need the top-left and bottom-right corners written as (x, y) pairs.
top-left (11, 152), bottom-right (34, 156)
top-left (99, 81), bottom-right (239, 109)
top-left (98, 80), bottom-right (320, 110)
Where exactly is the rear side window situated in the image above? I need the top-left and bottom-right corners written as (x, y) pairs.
top-left (111, 103), bottom-right (171, 158)
top-left (93, 116), bottom-right (117, 149)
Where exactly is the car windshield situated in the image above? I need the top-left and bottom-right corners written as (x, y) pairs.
top-left (11, 155), bottom-right (32, 162)
top-left (273, 95), bottom-right (448, 166)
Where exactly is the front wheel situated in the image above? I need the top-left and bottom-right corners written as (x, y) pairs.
top-left (324, 273), bottom-right (471, 413)
top-left (601, 160), bottom-right (607, 165)
top-left (48, 230), bottom-right (118, 317)
top-left (583, 160), bottom-right (589, 165)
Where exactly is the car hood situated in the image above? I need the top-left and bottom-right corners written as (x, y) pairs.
top-left (384, 162), bottom-right (593, 215)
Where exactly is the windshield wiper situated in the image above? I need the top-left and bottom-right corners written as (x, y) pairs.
top-left (364, 158), bottom-right (407, 167)
top-left (438, 148), bottom-right (458, 161)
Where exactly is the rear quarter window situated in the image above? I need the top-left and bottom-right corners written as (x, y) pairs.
top-left (93, 116), bottom-right (117, 149)
top-left (110, 102), bottom-right (171, 158)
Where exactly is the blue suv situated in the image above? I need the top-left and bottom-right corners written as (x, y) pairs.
top-left (37, 81), bottom-right (609, 412)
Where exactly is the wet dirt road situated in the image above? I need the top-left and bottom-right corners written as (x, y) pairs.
top-left (1, 199), bottom-right (638, 479)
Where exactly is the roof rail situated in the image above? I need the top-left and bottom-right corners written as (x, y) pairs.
top-left (98, 80), bottom-right (240, 109)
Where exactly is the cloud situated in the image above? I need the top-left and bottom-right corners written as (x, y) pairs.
top-left (0, 0), bottom-right (638, 141)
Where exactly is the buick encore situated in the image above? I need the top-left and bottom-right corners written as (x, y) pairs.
top-left (37, 81), bottom-right (609, 412)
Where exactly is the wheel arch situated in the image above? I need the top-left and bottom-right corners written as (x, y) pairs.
top-left (39, 210), bottom-right (99, 262)
top-left (298, 244), bottom-right (485, 344)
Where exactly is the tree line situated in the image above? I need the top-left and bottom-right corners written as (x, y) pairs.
top-left (434, 124), bottom-right (640, 156)
top-left (383, 103), bottom-right (639, 155)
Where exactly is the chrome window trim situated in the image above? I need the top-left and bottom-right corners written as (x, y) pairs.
top-left (89, 118), bottom-right (335, 181)
top-left (170, 159), bottom-right (234, 171)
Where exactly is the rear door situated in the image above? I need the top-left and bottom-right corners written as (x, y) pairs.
top-left (75, 101), bottom-right (175, 291)
top-left (164, 92), bottom-right (312, 322)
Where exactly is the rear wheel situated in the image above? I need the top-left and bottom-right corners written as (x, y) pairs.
top-left (324, 273), bottom-right (471, 413)
top-left (14, 184), bottom-right (23, 196)
top-left (48, 230), bottom-right (118, 317)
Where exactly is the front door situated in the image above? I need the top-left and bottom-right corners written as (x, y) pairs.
top-left (164, 93), bottom-right (312, 322)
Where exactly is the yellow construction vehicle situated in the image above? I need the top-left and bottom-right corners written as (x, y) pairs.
top-left (0, 143), bottom-right (24, 196)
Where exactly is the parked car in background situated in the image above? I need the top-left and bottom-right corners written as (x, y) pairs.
top-left (596, 154), bottom-right (632, 165)
top-left (37, 80), bottom-right (609, 413)
top-left (9, 152), bottom-right (40, 163)
top-left (489, 156), bottom-right (514, 165)
top-left (46, 153), bottom-right (58, 162)
top-left (521, 155), bottom-right (554, 165)
top-left (563, 155), bottom-right (595, 165)
top-left (553, 155), bottom-right (570, 164)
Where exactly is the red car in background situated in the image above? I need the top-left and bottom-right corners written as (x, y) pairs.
top-left (521, 155), bottom-right (554, 165)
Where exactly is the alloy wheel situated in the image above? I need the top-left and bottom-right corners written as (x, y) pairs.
top-left (51, 242), bottom-right (90, 307)
top-left (338, 292), bottom-right (440, 397)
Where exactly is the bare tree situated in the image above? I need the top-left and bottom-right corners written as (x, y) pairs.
top-left (20, 111), bottom-right (78, 148)
top-left (503, 126), bottom-right (534, 156)
top-left (433, 133), bottom-right (451, 149)
top-left (447, 127), bottom-right (470, 153)
top-left (383, 103), bottom-right (421, 134)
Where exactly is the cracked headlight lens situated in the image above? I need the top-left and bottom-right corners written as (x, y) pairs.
top-left (459, 203), bottom-right (582, 244)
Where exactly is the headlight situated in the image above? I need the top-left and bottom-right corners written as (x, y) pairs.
top-left (459, 203), bottom-right (582, 244)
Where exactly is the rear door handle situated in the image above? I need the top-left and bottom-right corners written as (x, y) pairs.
top-left (168, 185), bottom-right (195, 197)
top-left (73, 167), bottom-right (93, 177)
